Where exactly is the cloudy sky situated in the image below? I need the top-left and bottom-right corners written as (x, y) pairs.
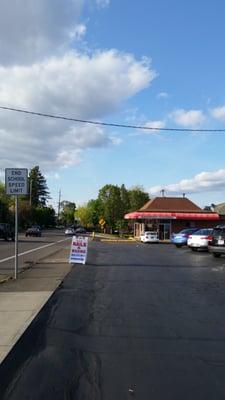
top-left (0, 0), bottom-right (225, 208)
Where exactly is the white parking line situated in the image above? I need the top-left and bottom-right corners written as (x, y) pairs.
top-left (0, 237), bottom-right (70, 264)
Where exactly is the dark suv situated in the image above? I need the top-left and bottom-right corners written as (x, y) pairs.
top-left (25, 225), bottom-right (42, 237)
top-left (208, 225), bottom-right (225, 258)
top-left (0, 223), bottom-right (15, 241)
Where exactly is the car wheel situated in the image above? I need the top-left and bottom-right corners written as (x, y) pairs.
top-left (213, 253), bottom-right (221, 258)
top-left (176, 244), bottom-right (182, 248)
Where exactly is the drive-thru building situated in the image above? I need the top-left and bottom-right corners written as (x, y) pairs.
top-left (124, 196), bottom-right (221, 240)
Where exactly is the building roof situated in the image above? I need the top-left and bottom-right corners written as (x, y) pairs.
top-left (124, 196), bottom-right (220, 221)
top-left (139, 197), bottom-right (203, 213)
top-left (214, 202), bottom-right (225, 216)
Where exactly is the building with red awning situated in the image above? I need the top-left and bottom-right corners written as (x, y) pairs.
top-left (124, 196), bottom-right (221, 240)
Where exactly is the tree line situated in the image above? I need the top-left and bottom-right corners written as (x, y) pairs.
top-left (0, 166), bottom-right (149, 232)
top-left (74, 184), bottom-right (149, 233)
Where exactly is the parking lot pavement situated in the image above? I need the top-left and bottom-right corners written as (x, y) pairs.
top-left (1, 242), bottom-right (225, 399)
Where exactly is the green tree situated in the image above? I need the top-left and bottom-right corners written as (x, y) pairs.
top-left (98, 184), bottom-right (123, 230)
top-left (86, 199), bottom-right (104, 228)
top-left (0, 182), bottom-right (13, 221)
top-left (128, 186), bottom-right (149, 211)
top-left (29, 166), bottom-right (50, 207)
top-left (60, 201), bottom-right (76, 225)
top-left (18, 200), bottom-right (32, 228)
top-left (120, 184), bottom-right (130, 214)
top-left (75, 204), bottom-right (92, 227)
top-left (32, 206), bottom-right (56, 227)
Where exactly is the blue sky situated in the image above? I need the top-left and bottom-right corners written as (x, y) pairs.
top-left (0, 0), bottom-right (225, 209)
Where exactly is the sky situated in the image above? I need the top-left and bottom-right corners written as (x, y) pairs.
top-left (0, 0), bottom-right (225, 209)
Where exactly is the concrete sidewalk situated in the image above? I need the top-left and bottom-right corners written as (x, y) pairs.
top-left (0, 245), bottom-right (71, 364)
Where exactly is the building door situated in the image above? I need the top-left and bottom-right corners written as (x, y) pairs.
top-left (158, 222), bottom-right (171, 240)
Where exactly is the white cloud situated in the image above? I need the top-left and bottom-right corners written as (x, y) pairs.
top-left (210, 106), bottom-right (225, 121)
top-left (170, 109), bottom-right (205, 128)
top-left (0, 51), bottom-right (154, 117)
top-left (0, 50), bottom-right (155, 170)
top-left (143, 120), bottom-right (165, 133)
top-left (0, 1), bottom-right (156, 172)
top-left (157, 91), bottom-right (169, 99)
top-left (149, 169), bottom-right (225, 196)
top-left (69, 24), bottom-right (87, 41)
top-left (0, 0), bottom-right (86, 65)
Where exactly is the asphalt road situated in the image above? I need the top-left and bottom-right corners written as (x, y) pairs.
top-left (1, 241), bottom-right (225, 399)
top-left (0, 230), bottom-right (70, 277)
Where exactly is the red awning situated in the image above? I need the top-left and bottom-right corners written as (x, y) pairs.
top-left (124, 211), bottom-right (220, 220)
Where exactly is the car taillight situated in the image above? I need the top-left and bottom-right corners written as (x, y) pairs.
top-left (188, 235), bottom-right (192, 238)
top-left (207, 235), bottom-right (212, 241)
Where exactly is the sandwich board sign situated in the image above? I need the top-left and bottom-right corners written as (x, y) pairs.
top-left (69, 236), bottom-right (88, 265)
top-left (5, 168), bottom-right (28, 195)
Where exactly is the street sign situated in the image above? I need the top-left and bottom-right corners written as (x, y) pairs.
top-left (99, 218), bottom-right (106, 226)
top-left (5, 168), bottom-right (28, 195)
top-left (69, 236), bottom-right (88, 265)
top-left (5, 168), bottom-right (28, 280)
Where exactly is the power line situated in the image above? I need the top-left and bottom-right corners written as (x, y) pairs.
top-left (0, 105), bottom-right (225, 132)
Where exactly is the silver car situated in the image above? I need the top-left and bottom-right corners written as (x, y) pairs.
top-left (65, 227), bottom-right (75, 236)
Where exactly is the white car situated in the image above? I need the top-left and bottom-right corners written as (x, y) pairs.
top-left (140, 231), bottom-right (159, 243)
top-left (187, 228), bottom-right (213, 251)
top-left (65, 227), bottom-right (75, 236)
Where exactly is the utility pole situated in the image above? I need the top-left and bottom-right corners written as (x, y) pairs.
top-left (57, 189), bottom-right (61, 223)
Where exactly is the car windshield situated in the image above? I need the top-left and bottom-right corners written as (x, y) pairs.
top-left (179, 229), bottom-right (195, 234)
top-left (194, 229), bottom-right (212, 235)
top-left (213, 228), bottom-right (225, 238)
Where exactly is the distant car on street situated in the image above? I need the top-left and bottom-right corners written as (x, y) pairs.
top-left (187, 228), bottom-right (213, 251)
top-left (208, 225), bottom-right (225, 258)
top-left (74, 227), bottom-right (86, 235)
top-left (140, 231), bottom-right (159, 243)
top-left (0, 223), bottom-right (14, 241)
top-left (65, 227), bottom-right (76, 236)
top-left (25, 225), bottom-right (42, 237)
top-left (171, 228), bottom-right (200, 248)
top-left (65, 226), bottom-right (87, 236)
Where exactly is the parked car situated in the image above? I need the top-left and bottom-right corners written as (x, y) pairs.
top-left (65, 227), bottom-right (76, 236)
top-left (25, 225), bottom-right (42, 237)
top-left (171, 228), bottom-right (200, 247)
top-left (140, 231), bottom-right (159, 243)
top-left (187, 228), bottom-right (213, 251)
top-left (0, 223), bottom-right (14, 241)
top-left (75, 227), bottom-right (86, 235)
top-left (208, 225), bottom-right (225, 258)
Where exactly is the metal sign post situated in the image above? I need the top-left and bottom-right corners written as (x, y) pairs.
top-left (15, 195), bottom-right (18, 280)
top-left (5, 168), bottom-right (28, 280)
